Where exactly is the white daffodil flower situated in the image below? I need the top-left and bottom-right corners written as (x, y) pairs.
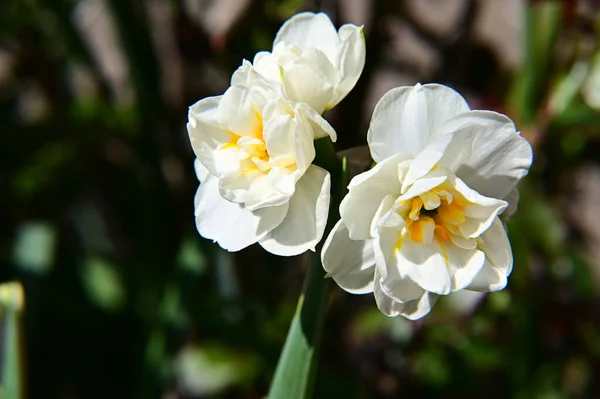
top-left (253, 12), bottom-right (366, 114)
top-left (188, 61), bottom-right (336, 256)
top-left (321, 84), bottom-right (533, 320)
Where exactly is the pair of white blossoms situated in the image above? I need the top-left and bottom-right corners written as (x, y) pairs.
top-left (187, 13), bottom-right (533, 319)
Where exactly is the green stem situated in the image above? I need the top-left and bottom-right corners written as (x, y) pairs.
top-left (268, 144), bottom-right (347, 399)
top-left (1, 282), bottom-right (24, 399)
top-left (267, 251), bottom-right (332, 399)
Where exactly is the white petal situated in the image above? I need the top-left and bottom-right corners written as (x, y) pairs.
top-left (274, 12), bottom-right (340, 63)
top-left (448, 233), bottom-right (476, 250)
top-left (280, 54), bottom-right (335, 114)
top-left (194, 158), bottom-right (210, 183)
top-left (189, 95), bottom-right (221, 124)
top-left (321, 220), bottom-right (376, 294)
top-left (466, 264), bottom-right (507, 292)
top-left (341, 153), bottom-right (408, 240)
top-left (330, 24), bottom-right (365, 108)
top-left (368, 84), bottom-right (470, 162)
top-left (438, 110), bottom-right (533, 199)
top-left (442, 242), bottom-right (486, 291)
top-left (231, 60), bottom-right (272, 88)
top-left (371, 224), bottom-right (398, 282)
top-left (293, 115), bottom-right (317, 173)
top-left (452, 176), bottom-right (507, 238)
top-left (465, 218), bottom-right (512, 292)
top-left (251, 52), bottom-right (281, 83)
top-left (373, 269), bottom-right (439, 319)
top-left (259, 165), bottom-right (330, 256)
top-left (400, 133), bottom-right (454, 193)
top-left (263, 112), bottom-right (295, 161)
top-left (217, 85), bottom-right (262, 137)
top-left (268, 167), bottom-right (296, 196)
top-left (367, 86), bottom-right (426, 161)
top-left (478, 217), bottom-right (513, 275)
top-left (221, 173), bottom-right (291, 212)
top-left (296, 103), bottom-right (337, 141)
top-left (195, 175), bottom-right (288, 251)
top-left (374, 232), bottom-right (426, 302)
top-left (501, 187), bottom-right (520, 220)
top-left (397, 169), bottom-right (448, 199)
top-left (396, 238), bottom-right (452, 295)
top-left (380, 276), bottom-right (425, 304)
top-left (187, 96), bottom-right (231, 175)
top-left (370, 195), bottom-right (401, 236)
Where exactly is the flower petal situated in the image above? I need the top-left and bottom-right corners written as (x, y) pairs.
top-left (268, 167), bottom-right (296, 196)
top-left (341, 153), bottom-right (409, 240)
top-left (375, 238), bottom-right (426, 302)
top-left (397, 169), bottom-right (448, 200)
top-left (273, 12), bottom-right (340, 63)
top-left (188, 96), bottom-right (231, 175)
top-left (373, 269), bottom-right (439, 319)
top-left (438, 110), bottom-right (533, 199)
top-left (331, 24), bottom-right (365, 108)
top-left (479, 217), bottom-right (513, 275)
top-left (400, 133), bottom-right (454, 193)
top-left (467, 263), bottom-right (507, 292)
top-left (217, 85), bottom-right (265, 138)
top-left (368, 84), bottom-right (470, 162)
top-left (321, 220), bottom-right (376, 294)
top-left (370, 195), bottom-right (402, 236)
top-left (252, 52), bottom-right (280, 82)
top-left (280, 52), bottom-right (336, 114)
top-left (501, 187), bottom-right (520, 221)
top-left (263, 112), bottom-right (295, 162)
top-left (296, 103), bottom-right (337, 141)
top-left (194, 158), bottom-right (210, 183)
top-left (396, 237), bottom-right (452, 295)
top-left (231, 59), bottom-right (275, 89)
top-left (195, 175), bottom-right (288, 251)
top-left (451, 176), bottom-right (507, 238)
top-left (293, 115), bottom-right (317, 173)
top-left (441, 242), bottom-right (486, 291)
top-left (259, 165), bottom-right (330, 256)
top-left (465, 218), bottom-right (512, 292)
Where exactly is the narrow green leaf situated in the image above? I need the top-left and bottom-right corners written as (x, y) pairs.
top-left (268, 141), bottom-right (346, 398)
top-left (267, 254), bottom-right (332, 399)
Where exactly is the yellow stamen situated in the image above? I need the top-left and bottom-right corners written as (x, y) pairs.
top-left (223, 131), bottom-right (241, 150)
top-left (243, 165), bottom-right (259, 174)
top-left (409, 198), bottom-right (423, 221)
top-left (409, 216), bottom-right (435, 244)
top-left (438, 200), bottom-right (465, 225)
top-left (434, 225), bottom-right (451, 243)
top-left (253, 108), bottom-right (264, 140)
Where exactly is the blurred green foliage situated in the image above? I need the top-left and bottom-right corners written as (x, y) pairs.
top-left (1, 0), bottom-right (600, 398)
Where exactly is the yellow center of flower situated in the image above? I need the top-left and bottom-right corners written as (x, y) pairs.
top-left (395, 183), bottom-right (467, 249)
top-left (222, 109), bottom-right (272, 174)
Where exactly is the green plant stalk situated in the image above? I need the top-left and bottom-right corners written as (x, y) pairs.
top-left (268, 142), bottom-right (347, 399)
top-left (2, 308), bottom-right (20, 399)
top-left (267, 250), bottom-right (332, 399)
top-left (1, 283), bottom-right (24, 399)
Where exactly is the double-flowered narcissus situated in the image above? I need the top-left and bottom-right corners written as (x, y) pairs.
top-left (321, 84), bottom-right (533, 320)
top-left (253, 12), bottom-right (366, 114)
top-left (188, 62), bottom-right (336, 256)
top-left (188, 12), bottom-right (366, 256)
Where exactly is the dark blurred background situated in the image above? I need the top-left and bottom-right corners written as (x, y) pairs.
top-left (2, 0), bottom-right (600, 398)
